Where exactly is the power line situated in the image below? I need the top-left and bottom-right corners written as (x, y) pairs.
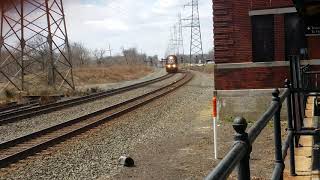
top-left (182, 0), bottom-right (204, 64)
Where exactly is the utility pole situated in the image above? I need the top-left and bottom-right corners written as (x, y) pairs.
top-left (107, 44), bottom-right (112, 57)
top-left (183, 0), bottom-right (204, 64)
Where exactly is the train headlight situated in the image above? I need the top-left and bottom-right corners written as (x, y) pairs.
top-left (167, 65), bottom-right (172, 68)
top-left (172, 64), bottom-right (176, 68)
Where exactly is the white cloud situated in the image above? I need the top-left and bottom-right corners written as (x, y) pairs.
top-left (63, 0), bottom-right (213, 57)
top-left (152, 0), bottom-right (182, 14)
top-left (85, 19), bottom-right (129, 31)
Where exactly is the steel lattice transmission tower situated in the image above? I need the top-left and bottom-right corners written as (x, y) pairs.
top-left (183, 0), bottom-right (204, 64)
top-left (166, 14), bottom-right (184, 57)
top-left (166, 25), bottom-right (177, 56)
top-left (0, 0), bottom-right (75, 92)
top-left (176, 13), bottom-right (184, 56)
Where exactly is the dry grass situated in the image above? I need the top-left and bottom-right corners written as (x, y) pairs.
top-left (73, 64), bottom-right (153, 86)
top-left (0, 64), bottom-right (153, 102)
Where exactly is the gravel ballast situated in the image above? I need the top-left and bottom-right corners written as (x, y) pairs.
top-left (0, 71), bottom-right (278, 179)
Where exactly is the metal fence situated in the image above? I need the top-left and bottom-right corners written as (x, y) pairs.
top-left (206, 56), bottom-right (320, 180)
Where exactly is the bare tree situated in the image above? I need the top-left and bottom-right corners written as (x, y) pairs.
top-left (121, 47), bottom-right (129, 64)
top-left (150, 55), bottom-right (159, 66)
top-left (70, 42), bottom-right (90, 67)
top-left (27, 35), bottom-right (49, 72)
top-left (122, 48), bottom-right (143, 64)
top-left (93, 48), bottom-right (106, 65)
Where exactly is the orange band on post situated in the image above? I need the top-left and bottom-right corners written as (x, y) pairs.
top-left (212, 97), bottom-right (217, 117)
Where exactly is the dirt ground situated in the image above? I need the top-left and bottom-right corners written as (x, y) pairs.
top-left (109, 122), bottom-right (277, 180)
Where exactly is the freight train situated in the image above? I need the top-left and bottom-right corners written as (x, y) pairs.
top-left (165, 55), bottom-right (178, 73)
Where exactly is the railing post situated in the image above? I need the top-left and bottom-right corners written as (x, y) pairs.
top-left (233, 117), bottom-right (251, 180)
top-left (285, 80), bottom-right (297, 176)
top-left (316, 74), bottom-right (318, 89)
top-left (272, 89), bottom-right (285, 180)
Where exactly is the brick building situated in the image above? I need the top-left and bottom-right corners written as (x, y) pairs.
top-left (213, 0), bottom-right (320, 90)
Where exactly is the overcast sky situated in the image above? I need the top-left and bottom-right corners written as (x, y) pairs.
top-left (63, 0), bottom-right (213, 58)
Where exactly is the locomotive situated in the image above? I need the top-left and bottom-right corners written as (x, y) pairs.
top-left (165, 55), bottom-right (178, 73)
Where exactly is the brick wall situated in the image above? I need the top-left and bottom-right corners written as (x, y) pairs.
top-left (213, 0), bottom-right (234, 63)
top-left (274, 15), bottom-right (285, 61)
top-left (215, 64), bottom-right (320, 90)
top-left (213, 0), bottom-right (252, 64)
top-left (308, 36), bottom-right (320, 59)
top-left (270, 0), bottom-right (293, 8)
top-left (213, 0), bottom-right (320, 90)
top-left (215, 66), bottom-right (289, 89)
top-left (233, 1), bottom-right (252, 63)
top-left (251, 0), bottom-right (292, 9)
top-left (251, 0), bottom-right (271, 9)
top-left (213, 0), bottom-right (294, 64)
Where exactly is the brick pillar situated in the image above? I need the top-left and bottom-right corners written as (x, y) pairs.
top-left (213, 0), bottom-right (234, 63)
top-left (213, 0), bottom-right (252, 64)
top-left (274, 14), bottom-right (285, 61)
top-left (308, 36), bottom-right (320, 59)
top-left (233, 0), bottom-right (252, 62)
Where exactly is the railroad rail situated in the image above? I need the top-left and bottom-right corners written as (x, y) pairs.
top-left (0, 72), bottom-right (193, 168)
top-left (0, 73), bottom-right (174, 125)
top-left (0, 101), bottom-right (39, 117)
top-left (0, 103), bottom-right (27, 112)
top-left (0, 100), bottom-right (40, 115)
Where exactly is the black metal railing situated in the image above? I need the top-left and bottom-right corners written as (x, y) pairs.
top-left (206, 88), bottom-right (290, 180)
top-left (206, 56), bottom-right (320, 180)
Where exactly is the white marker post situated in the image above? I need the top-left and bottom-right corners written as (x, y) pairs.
top-left (212, 96), bottom-right (218, 160)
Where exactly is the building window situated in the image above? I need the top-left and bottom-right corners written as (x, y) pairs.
top-left (285, 13), bottom-right (307, 60)
top-left (252, 15), bottom-right (274, 62)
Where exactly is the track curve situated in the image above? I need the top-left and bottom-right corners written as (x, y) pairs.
top-left (0, 72), bottom-right (193, 168)
top-left (0, 73), bottom-right (174, 125)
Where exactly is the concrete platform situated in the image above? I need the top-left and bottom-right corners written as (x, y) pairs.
top-left (284, 97), bottom-right (320, 180)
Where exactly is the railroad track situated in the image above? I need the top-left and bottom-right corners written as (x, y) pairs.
top-left (0, 72), bottom-right (192, 168)
top-left (0, 101), bottom-right (39, 116)
top-left (0, 73), bottom-right (174, 125)
top-left (0, 102), bottom-right (39, 117)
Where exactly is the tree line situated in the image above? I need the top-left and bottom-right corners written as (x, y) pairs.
top-left (70, 42), bottom-right (159, 68)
